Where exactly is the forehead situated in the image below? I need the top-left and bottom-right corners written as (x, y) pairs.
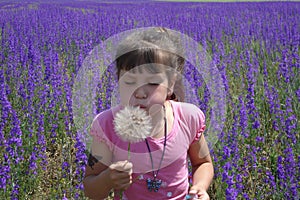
top-left (116, 48), bottom-right (175, 75)
top-left (119, 66), bottom-right (167, 79)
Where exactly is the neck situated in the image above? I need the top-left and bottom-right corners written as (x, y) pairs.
top-left (150, 101), bottom-right (172, 139)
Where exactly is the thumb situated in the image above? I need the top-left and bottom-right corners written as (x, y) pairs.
top-left (123, 160), bottom-right (133, 173)
top-left (110, 160), bottom-right (133, 173)
top-left (189, 186), bottom-right (198, 194)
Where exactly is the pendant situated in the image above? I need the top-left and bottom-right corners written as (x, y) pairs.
top-left (146, 178), bottom-right (162, 192)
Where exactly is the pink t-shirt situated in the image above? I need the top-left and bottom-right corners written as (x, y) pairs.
top-left (90, 100), bottom-right (206, 200)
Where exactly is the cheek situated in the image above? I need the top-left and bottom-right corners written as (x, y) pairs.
top-left (119, 85), bottom-right (134, 105)
top-left (148, 87), bottom-right (168, 103)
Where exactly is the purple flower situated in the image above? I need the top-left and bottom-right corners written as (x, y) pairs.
top-left (62, 161), bottom-right (70, 178)
top-left (244, 50), bottom-right (260, 130)
top-left (239, 96), bottom-right (249, 138)
top-left (29, 151), bottom-right (38, 174)
top-left (284, 97), bottom-right (297, 145)
top-left (10, 181), bottom-right (20, 200)
top-left (0, 155), bottom-right (11, 189)
top-left (0, 71), bottom-right (23, 196)
top-left (277, 156), bottom-right (286, 188)
top-left (264, 170), bottom-right (276, 191)
top-left (73, 131), bottom-right (87, 198)
top-left (255, 136), bottom-right (264, 143)
top-left (296, 88), bottom-right (300, 102)
top-left (283, 147), bottom-right (298, 198)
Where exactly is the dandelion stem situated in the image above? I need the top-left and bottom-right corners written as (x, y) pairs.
top-left (128, 142), bottom-right (131, 160)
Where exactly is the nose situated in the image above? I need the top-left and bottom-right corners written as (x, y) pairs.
top-left (134, 86), bottom-right (147, 99)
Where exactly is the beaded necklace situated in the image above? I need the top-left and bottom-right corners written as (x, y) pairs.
top-left (145, 106), bottom-right (167, 192)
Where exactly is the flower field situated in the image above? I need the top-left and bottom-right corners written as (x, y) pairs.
top-left (1, 1), bottom-right (299, 199)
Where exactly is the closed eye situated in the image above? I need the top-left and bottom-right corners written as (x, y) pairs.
top-left (124, 81), bottom-right (136, 85)
top-left (148, 83), bottom-right (160, 86)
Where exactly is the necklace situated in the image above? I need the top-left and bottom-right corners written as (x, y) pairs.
top-left (145, 105), bottom-right (167, 192)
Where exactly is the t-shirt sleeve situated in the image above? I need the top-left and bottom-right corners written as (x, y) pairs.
top-left (192, 108), bottom-right (206, 143)
top-left (89, 112), bottom-right (114, 151)
top-left (179, 102), bottom-right (206, 144)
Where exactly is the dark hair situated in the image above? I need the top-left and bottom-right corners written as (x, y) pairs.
top-left (115, 27), bottom-right (185, 101)
top-left (115, 27), bottom-right (184, 77)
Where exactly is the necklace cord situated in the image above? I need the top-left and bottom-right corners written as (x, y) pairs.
top-left (145, 105), bottom-right (167, 179)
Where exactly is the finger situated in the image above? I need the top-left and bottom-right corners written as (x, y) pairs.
top-left (115, 182), bottom-right (131, 190)
top-left (111, 177), bottom-right (132, 190)
top-left (197, 193), bottom-right (209, 200)
top-left (110, 170), bottom-right (132, 182)
top-left (109, 160), bottom-right (127, 171)
top-left (114, 177), bottom-right (133, 190)
top-left (122, 161), bottom-right (133, 173)
top-left (110, 160), bottom-right (133, 173)
top-left (189, 189), bottom-right (197, 195)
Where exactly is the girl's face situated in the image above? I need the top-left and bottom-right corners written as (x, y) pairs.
top-left (119, 66), bottom-right (175, 113)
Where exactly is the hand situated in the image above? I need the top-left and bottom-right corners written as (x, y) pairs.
top-left (108, 160), bottom-right (133, 191)
top-left (187, 186), bottom-right (210, 200)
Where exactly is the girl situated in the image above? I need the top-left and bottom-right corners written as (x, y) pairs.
top-left (83, 27), bottom-right (214, 200)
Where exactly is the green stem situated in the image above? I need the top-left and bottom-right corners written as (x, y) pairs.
top-left (128, 142), bottom-right (131, 160)
top-left (118, 143), bottom-right (131, 199)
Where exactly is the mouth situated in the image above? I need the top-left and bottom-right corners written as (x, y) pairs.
top-left (135, 104), bottom-right (147, 109)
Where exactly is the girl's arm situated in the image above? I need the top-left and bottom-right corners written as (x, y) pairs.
top-left (83, 139), bottom-right (132, 199)
top-left (188, 134), bottom-right (214, 198)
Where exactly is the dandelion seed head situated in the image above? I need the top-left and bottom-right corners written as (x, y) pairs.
top-left (114, 106), bottom-right (153, 143)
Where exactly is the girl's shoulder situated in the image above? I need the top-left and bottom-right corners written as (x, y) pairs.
top-left (170, 101), bottom-right (205, 143)
top-left (90, 106), bottom-right (122, 143)
top-left (93, 105), bottom-right (122, 126)
top-left (170, 100), bottom-right (205, 120)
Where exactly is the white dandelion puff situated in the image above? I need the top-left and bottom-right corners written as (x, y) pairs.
top-left (114, 106), bottom-right (153, 143)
